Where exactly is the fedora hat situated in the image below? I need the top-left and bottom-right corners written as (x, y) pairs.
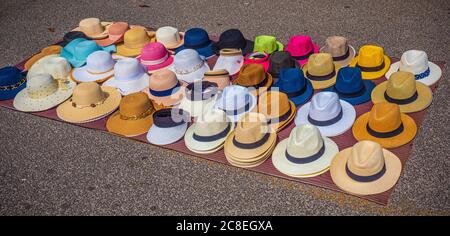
top-left (224, 112), bottom-right (276, 168)
top-left (146, 108), bottom-right (190, 145)
top-left (350, 45), bottom-right (391, 80)
top-left (145, 69), bottom-right (186, 107)
top-left (244, 51), bottom-right (270, 72)
top-left (371, 71), bottom-right (432, 113)
top-left (257, 90), bottom-right (296, 132)
top-left (353, 102), bottom-right (417, 148)
top-left (156, 26), bottom-right (184, 50)
top-left (137, 42), bottom-right (174, 73)
top-left (60, 38), bottom-right (116, 68)
top-left (56, 82), bottom-right (121, 123)
top-left (203, 70), bottom-right (231, 90)
top-left (233, 64), bottom-right (273, 95)
top-left (178, 81), bottom-right (219, 118)
top-left (303, 53), bottom-right (339, 89)
top-left (106, 92), bottom-right (155, 137)
top-left (272, 124), bottom-right (339, 177)
top-left (268, 51), bottom-right (300, 79)
top-left (116, 27), bottom-right (156, 57)
top-left (169, 49), bottom-right (210, 83)
top-left (330, 140), bottom-right (402, 195)
top-left (295, 91), bottom-right (356, 137)
top-left (285, 35), bottom-right (319, 66)
top-left (320, 36), bottom-right (356, 67)
top-left (71, 51), bottom-right (116, 83)
top-left (95, 22), bottom-right (130, 47)
top-left (13, 73), bottom-right (75, 112)
top-left (184, 109), bottom-right (235, 154)
top-left (213, 48), bottom-right (244, 76)
top-left (71, 18), bottom-right (112, 39)
top-left (24, 45), bottom-right (62, 71)
top-left (56, 31), bottom-right (92, 47)
top-left (215, 85), bottom-right (257, 122)
top-left (253, 35), bottom-right (284, 54)
top-left (0, 66), bottom-right (27, 101)
top-left (213, 29), bottom-right (254, 55)
top-left (273, 68), bottom-right (313, 106)
top-left (385, 50), bottom-right (442, 86)
top-left (324, 67), bottom-right (375, 105)
top-left (103, 58), bottom-right (150, 96)
top-left (175, 28), bottom-right (214, 58)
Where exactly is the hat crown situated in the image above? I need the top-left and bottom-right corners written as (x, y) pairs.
top-left (309, 92), bottom-right (342, 121)
top-left (399, 50), bottom-right (429, 74)
top-left (278, 68), bottom-right (306, 92)
top-left (86, 51), bottom-right (115, 74)
top-left (184, 28), bottom-right (210, 47)
top-left (119, 92), bottom-right (153, 117)
top-left (173, 49), bottom-right (204, 71)
top-left (124, 28), bottom-right (151, 49)
top-left (335, 67), bottom-right (363, 93)
top-left (140, 42), bottom-right (169, 61)
top-left (44, 57), bottom-right (72, 80)
top-left (357, 45), bottom-right (385, 67)
top-left (269, 51), bottom-right (296, 75)
top-left (254, 35), bottom-right (278, 53)
top-left (156, 26), bottom-right (181, 46)
top-left (368, 102), bottom-right (402, 133)
top-left (347, 140), bottom-right (385, 176)
top-left (149, 69), bottom-right (178, 91)
top-left (63, 31), bottom-right (89, 43)
top-left (287, 35), bottom-right (314, 56)
top-left (74, 40), bottom-right (101, 60)
top-left (114, 58), bottom-right (145, 81)
top-left (0, 66), bottom-right (22, 86)
top-left (195, 109), bottom-right (229, 136)
top-left (235, 112), bottom-right (270, 144)
top-left (324, 36), bottom-right (348, 57)
top-left (26, 73), bottom-right (58, 98)
top-left (235, 64), bottom-right (266, 86)
top-left (218, 29), bottom-right (246, 49)
top-left (287, 124), bottom-right (324, 158)
top-left (72, 82), bottom-right (107, 105)
top-left (78, 18), bottom-right (104, 36)
top-left (108, 22), bottom-right (129, 37)
top-left (258, 91), bottom-right (290, 119)
top-left (386, 71), bottom-right (417, 99)
top-left (220, 85), bottom-right (250, 111)
top-left (307, 53), bottom-right (335, 76)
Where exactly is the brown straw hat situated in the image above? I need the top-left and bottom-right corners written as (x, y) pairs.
top-left (303, 53), bottom-right (339, 89)
top-left (320, 36), bottom-right (356, 67)
top-left (257, 90), bottom-right (296, 132)
top-left (233, 64), bottom-right (273, 95)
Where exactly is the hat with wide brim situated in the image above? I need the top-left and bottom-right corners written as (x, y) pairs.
top-left (385, 61), bottom-right (442, 86)
top-left (137, 55), bottom-right (174, 73)
top-left (184, 122), bottom-right (235, 153)
top-left (103, 73), bottom-right (150, 96)
top-left (115, 31), bottom-right (157, 57)
top-left (272, 136), bottom-right (338, 178)
top-left (349, 56), bottom-right (391, 80)
top-left (106, 110), bottom-right (154, 137)
top-left (215, 93), bottom-right (257, 123)
top-left (371, 81), bottom-right (432, 113)
top-left (302, 63), bottom-right (339, 89)
top-left (71, 66), bottom-right (114, 83)
top-left (319, 45), bottom-right (356, 67)
top-left (56, 86), bottom-right (121, 123)
top-left (324, 80), bottom-right (376, 105)
top-left (94, 25), bottom-right (145, 47)
top-left (295, 100), bottom-right (356, 137)
top-left (71, 22), bottom-right (113, 40)
top-left (24, 45), bottom-right (62, 71)
top-left (274, 79), bottom-right (314, 106)
top-left (170, 62), bottom-right (210, 84)
top-left (27, 54), bottom-right (60, 78)
top-left (352, 112), bottom-right (417, 149)
top-left (330, 146), bottom-right (402, 195)
top-left (146, 122), bottom-right (188, 145)
top-left (143, 81), bottom-right (187, 107)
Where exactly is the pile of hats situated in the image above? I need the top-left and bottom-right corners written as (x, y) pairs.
top-left (0, 17), bottom-right (443, 197)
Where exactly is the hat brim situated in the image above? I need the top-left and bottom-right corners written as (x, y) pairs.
top-left (184, 121), bottom-right (235, 152)
top-left (272, 136), bottom-right (339, 177)
top-left (175, 41), bottom-right (216, 59)
top-left (330, 146), bottom-right (402, 195)
top-left (371, 80), bottom-right (432, 113)
top-left (349, 55), bottom-right (391, 80)
top-left (95, 36), bottom-right (123, 47)
top-left (103, 73), bottom-right (150, 96)
top-left (26, 54), bottom-right (60, 78)
top-left (146, 123), bottom-right (188, 145)
top-left (319, 45), bottom-right (356, 68)
top-left (302, 64), bottom-right (339, 90)
top-left (160, 32), bottom-right (185, 50)
top-left (137, 55), bottom-right (174, 73)
top-left (324, 80), bottom-right (375, 105)
top-left (0, 81), bottom-right (26, 101)
top-left (170, 61), bottom-right (210, 84)
top-left (266, 101), bottom-right (296, 132)
top-left (225, 136), bottom-right (276, 168)
top-left (287, 43), bottom-right (320, 66)
top-left (274, 79), bottom-right (314, 106)
top-left (71, 66), bottom-right (115, 83)
top-left (295, 99), bottom-right (356, 137)
top-left (352, 112), bottom-right (417, 149)
top-left (385, 61), bottom-right (442, 87)
top-left (143, 81), bottom-right (187, 107)
top-left (224, 129), bottom-right (277, 160)
top-left (71, 22), bottom-right (112, 40)
top-left (215, 92), bottom-right (257, 123)
top-left (106, 110), bottom-right (154, 137)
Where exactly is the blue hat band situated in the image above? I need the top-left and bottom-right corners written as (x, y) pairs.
top-left (366, 123), bottom-right (404, 139)
top-left (192, 123), bottom-right (231, 142)
top-left (184, 39), bottom-right (211, 49)
top-left (308, 109), bottom-right (343, 127)
top-left (232, 132), bottom-right (270, 149)
top-left (306, 70), bottom-right (336, 81)
top-left (285, 141), bottom-right (325, 164)
top-left (149, 82), bottom-right (180, 97)
top-left (384, 91), bottom-right (418, 105)
top-left (333, 85), bottom-right (366, 98)
top-left (356, 61), bottom-right (385, 72)
top-left (346, 163), bottom-right (386, 182)
top-left (332, 48), bottom-right (350, 61)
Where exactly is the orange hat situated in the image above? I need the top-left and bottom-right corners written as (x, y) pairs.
top-left (257, 91), bottom-right (296, 132)
top-left (233, 64), bottom-right (273, 95)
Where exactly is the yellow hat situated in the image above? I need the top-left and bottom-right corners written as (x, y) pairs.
top-left (302, 53), bottom-right (339, 89)
top-left (350, 45), bottom-right (391, 80)
top-left (116, 27), bottom-right (156, 57)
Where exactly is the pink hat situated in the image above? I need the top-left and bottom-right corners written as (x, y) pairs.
top-left (243, 51), bottom-right (270, 72)
top-left (285, 35), bottom-right (319, 65)
top-left (137, 42), bottom-right (174, 73)
top-left (95, 22), bottom-right (129, 47)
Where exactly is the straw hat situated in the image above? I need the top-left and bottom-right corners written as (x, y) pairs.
top-left (273, 68), bottom-right (313, 106)
top-left (385, 50), bottom-right (442, 86)
top-left (95, 22), bottom-right (130, 46)
top-left (352, 102), bottom-right (417, 148)
top-left (24, 45), bottom-right (62, 71)
top-left (272, 124), bottom-right (339, 178)
top-left (330, 140), bottom-right (402, 195)
top-left (0, 66), bottom-right (27, 101)
top-left (116, 27), bottom-right (156, 57)
top-left (169, 49), bottom-right (210, 83)
top-left (56, 82), bottom-right (121, 123)
top-left (178, 81), bottom-right (220, 118)
top-left (175, 28), bottom-right (215, 59)
top-left (244, 52), bottom-right (270, 72)
top-left (71, 51), bottom-right (116, 83)
top-left (144, 69), bottom-right (186, 107)
top-left (267, 51), bottom-right (300, 79)
top-left (303, 53), bottom-right (339, 89)
top-left (285, 35), bottom-right (319, 66)
top-left (203, 70), bottom-right (231, 90)
top-left (213, 48), bottom-right (244, 76)
top-left (72, 18), bottom-right (112, 39)
top-left (60, 38), bottom-right (116, 68)
top-left (257, 90), bottom-right (296, 132)
top-left (27, 55), bottom-right (72, 82)
top-left (233, 64), bottom-right (273, 95)
top-left (137, 42), bottom-right (174, 73)
top-left (106, 92), bottom-right (155, 137)
top-left (295, 92), bottom-right (356, 137)
top-left (213, 29), bottom-right (254, 55)
top-left (215, 85), bottom-right (257, 122)
top-left (253, 35), bottom-right (284, 54)
top-left (320, 36), bottom-right (356, 67)
top-left (371, 71), bottom-right (432, 113)
top-left (155, 26), bottom-right (184, 50)
top-left (349, 45), bottom-right (391, 80)
top-left (146, 108), bottom-right (190, 145)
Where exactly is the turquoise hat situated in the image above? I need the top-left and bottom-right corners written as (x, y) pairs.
top-left (60, 38), bottom-right (116, 68)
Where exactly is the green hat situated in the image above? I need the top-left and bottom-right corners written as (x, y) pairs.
top-left (253, 35), bottom-right (284, 54)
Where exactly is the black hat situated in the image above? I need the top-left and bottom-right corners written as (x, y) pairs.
top-left (213, 29), bottom-right (254, 55)
top-left (268, 51), bottom-right (300, 78)
top-left (55, 31), bottom-right (92, 47)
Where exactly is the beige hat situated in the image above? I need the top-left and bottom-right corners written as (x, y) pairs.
top-left (156, 26), bottom-right (184, 49)
top-left (72, 18), bottom-right (112, 39)
top-left (303, 53), bottom-right (339, 89)
top-left (320, 36), bottom-right (356, 67)
top-left (203, 70), bottom-right (231, 90)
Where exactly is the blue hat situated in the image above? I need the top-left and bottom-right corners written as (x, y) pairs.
top-left (324, 67), bottom-right (375, 105)
top-left (273, 68), bottom-right (313, 106)
top-left (0, 66), bottom-right (27, 101)
top-left (60, 38), bottom-right (116, 68)
top-left (175, 28), bottom-right (214, 58)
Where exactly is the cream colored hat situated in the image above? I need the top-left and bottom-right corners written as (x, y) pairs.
top-left (156, 26), bottom-right (184, 49)
top-left (72, 18), bottom-right (112, 39)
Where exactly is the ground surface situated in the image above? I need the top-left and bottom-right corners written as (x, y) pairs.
top-left (0, 0), bottom-right (449, 215)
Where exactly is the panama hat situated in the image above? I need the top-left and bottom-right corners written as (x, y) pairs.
top-left (352, 102), bottom-right (417, 148)
top-left (324, 67), bottom-right (375, 105)
top-left (295, 92), bottom-right (356, 137)
top-left (24, 45), bottom-right (62, 71)
top-left (213, 48), bottom-right (244, 76)
top-left (303, 53), bottom-right (339, 89)
top-left (56, 82), bottom-right (121, 123)
top-left (320, 36), bottom-right (355, 67)
top-left (0, 66), bottom-right (27, 101)
top-left (156, 26), bottom-right (184, 50)
top-left (95, 22), bottom-right (130, 46)
top-left (169, 49), bottom-right (210, 83)
top-left (268, 51), bottom-right (300, 80)
top-left (215, 85), bottom-right (257, 122)
top-left (257, 90), bottom-right (296, 132)
top-left (272, 124), bottom-right (339, 178)
top-left (330, 140), bottom-right (402, 195)
top-left (184, 109), bottom-right (235, 154)
top-left (60, 38), bottom-right (116, 68)
top-left (371, 71), bottom-right (432, 113)
top-left (71, 51), bottom-right (116, 83)
top-left (175, 28), bottom-right (215, 58)
top-left (144, 69), bottom-right (186, 107)
top-left (244, 51), bottom-right (270, 72)
top-left (273, 68), bottom-right (313, 106)
top-left (178, 81), bottom-right (219, 118)
top-left (103, 58), bottom-right (150, 96)
top-left (116, 27), bottom-right (156, 57)
top-left (350, 45), bottom-right (391, 80)
top-left (137, 42), bottom-right (174, 73)
top-left (285, 35), bottom-right (319, 66)
top-left (56, 31), bottom-right (92, 47)
top-left (233, 64), bottom-right (273, 95)
top-left (203, 70), bottom-right (231, 90)
top-left (146, 108), bottom-right (190, 145)
top-left (253, 35), bottom-right (284, 54)
top-left (213, 29), bottom-right (254, 55)
top-left (71, 18), bottom-right (112, 39)
top-left (385, 50), bottom-right (442, 86)
top-left (106, 92), bottom-right (155, 137)
top-left (224, 112), bottom-right (277, 168)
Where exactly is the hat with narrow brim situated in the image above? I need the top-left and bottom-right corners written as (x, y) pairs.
top-left (143, 81), bottom-right (187, 107)
top-left (213, 39), bottom-right (254, 56)
top-left (349, 56), bottom-right (391, 80)
top-left (224, 129), bottom-right (277, 161)
top-left (72, 21), bottom-right (113, 39)
top-left (184, 121), bottom-right (235, 153)
top-left (225, 136), bottom-right (276, 168)
top-left (106, 110), bottom-right (154, 137)
top-left (385, 61), bottom-right (442, 87)
top-left (115, 31), bottom-right (156, 57)
top-left (319, 45), bottom-right (356, 68)
top-left (324, 80), bottom-right (375, 105)
top-left (267, 101), bottom-right (297, 132)
top-left (273, 78), bottom-right (314, 107)
top-left (302, 63), bottom-right (339, 89)
top-left (146, 122), bottom-right (188, 145)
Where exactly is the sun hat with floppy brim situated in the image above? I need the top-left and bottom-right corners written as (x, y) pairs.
top-left (72, 21), bottom-right (113, 40)
top-left (24, 45), bottom-right (62, 71)
top-left (350, 55), bottom-right (391, 80)
top-left (385, 61), bottom-right (442, 87)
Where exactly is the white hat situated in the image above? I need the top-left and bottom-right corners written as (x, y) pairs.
top-left (272, 124), bottom-right (339, 177)
top-left (215, 85), bottom-right (257, 122)
top-left (178, 81), bottom-right (220, 118)
top-left (156, 26), bottom-right (184, 49)
top-left (295, 91), bottom-right (355, 137)
top-left (71, 51), bottom-right (116, 83)
top-left (103, 58), bottom-right (149, 95)
top-left (385, 50), bottom-right (442, 86)
top-left (212, 49), bottom-right (244, 76)
top-left (169, 49), bottom-right (210, 83)
top-left (147, 108), bottom-right (190, 145)
top-left (27, 55), bottom-right (71, 81)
